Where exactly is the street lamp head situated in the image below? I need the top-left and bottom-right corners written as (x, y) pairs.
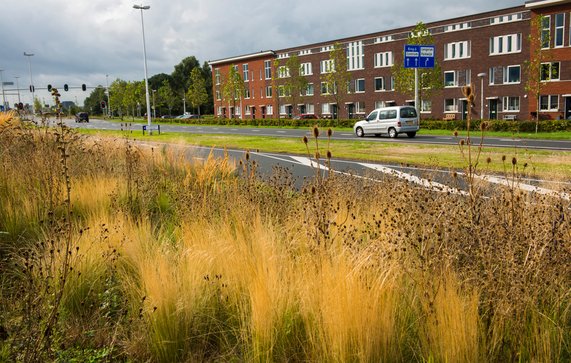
top-left (24, 52), bottom-right (34, 57)
top-left (133, 5), bottom-right (150, 9)
top-left (477, 72), bottom-right (487, 78)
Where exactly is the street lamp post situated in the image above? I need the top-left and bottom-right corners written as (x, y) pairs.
top-left (24, 52), bottom-right (35, 117)
top-left (478, 72), bottom-right (486, 120)
top-left (152, 89), bottom-right (156, 119)
top-left (133, 4), bottom-right (152, 132)
top-left (14, 76), bottom-right (21, 103)
top-left (0, 69), bottom-right (6, 111)
top-left (106, 74), bottom-right (111, 118)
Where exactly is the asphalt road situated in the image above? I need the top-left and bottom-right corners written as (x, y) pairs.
top-left (56, 117), bottom-right (570, 201)
top-left (63, 118), bottom-right (571, 151)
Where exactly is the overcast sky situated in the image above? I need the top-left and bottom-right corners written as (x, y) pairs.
top-left (1, 0), bottom-right (523, 107)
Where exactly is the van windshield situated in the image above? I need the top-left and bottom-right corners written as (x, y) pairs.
top-left (400, 107), bottom-right (417, 118)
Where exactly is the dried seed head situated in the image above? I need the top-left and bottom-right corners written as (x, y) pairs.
top-left (462, 85), bottom-right (473, 98)
top-left (315, 151), bottom-right (320, 159)
top-left (245, 151), bottom-right (250, 161)
top-left (453, 130), bottom-right (459, 137)
top-left (327, 150), bottom-right (332, 159)
top-left (486, 157), bottom-right (492, 164)
top-left (460, 139), bottom-right (465, 146)
top-left (502, 155), bottom-right (506, 162)
top-left (480, 121), bottom-right (489, 131)
top-left (327, 128), bottom-right (333, 137)
top-left (512, 157), bottom-right (517, 165)
top-left (313, 125), bottom-right (320, 138)
top-left (303, 135), bottom-right (308, 144)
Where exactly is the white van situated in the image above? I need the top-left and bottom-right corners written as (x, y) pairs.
top-left (353, 106), bottom-right (419, 138)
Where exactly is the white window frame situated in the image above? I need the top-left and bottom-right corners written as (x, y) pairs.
top-left (490, 33), bottom-right (522, 55)
top-left (541, 62), bottom-right (560, 81)
top-left (215, 69), bottom-right (221, 85)
top-left (215, 90), bottom-right (221, 101)
top-left (444, 71), bottom-right (457, 87)
top-left (444, 98), bottom-right (458, 112)
top-left (444, 41), bottom-right (471, 60)
top-left (278, 66), bottom-right (290, 78)
top-left (306, 83), bottom-right (314, 96)
top-left (266, 105), bottom-right (273, 115)
top-left (264, 60), bottom-right (272, 79)
top-left (374, 51), bottom-right (393, 68)
top-left (355, 78), bottom-right (365, 93)
top-left (347, 41), bottom-right (364, 70)
top-left (421, 100), bottom-right (432, 113)
top-left (320, 59), bottom-right (334, 74)
top-left (242, 64), bottom-right (249, 82)
top-left (502, 96), bottom-right (520, 112)
top-left (374, 77), bottom-right (385, 91)
top-left (306, 104), bottom-right (315, 114)
top-left (321, 103), bottom-right (331, 115)
top-left (300, 62), bottom-right (313, 76)
top-left (503, 65), bottom-right (521, 84)
top-left (356, 102), bottom-right (366, 114)
top-left (555, 13), bottom-right (565, 48)
top-left (542, 15), bottom-right (551, 49)
top-left (540, 95), bottom-right (559, 111)
top-left (265, 86), bottom-right (272, 98)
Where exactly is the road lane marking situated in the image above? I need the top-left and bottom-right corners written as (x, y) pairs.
top-left (472, 174), bottom-right (570, 201)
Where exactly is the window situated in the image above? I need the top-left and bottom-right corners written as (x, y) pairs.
top-left (555, 13), bottom-right (565, 47)
top-left (445, 98), bottom-right (458, 112)
top-left (421, 100), bottom-right (432, 112)
top-left (489, 67), bottom-right (496, 85)
top-left (374, 52), bottom-right (393, 67)
top-left (347, 41), bottom-right (364, 70)
top-left (356, 102), bottom-right (366, 113)
top-left (444, 22), bottom-right (471, 32)
top-left (278, 66), bottom-right (290, 78)
top-left (502, 96), bottom-right (520, 111)
top-left (390, 76), bottom-right (395, 91)
top-left (355, 79), bottom-right (365, 93)
top-left (320, 59), bottom-right (334, 73)
top-left (321, 103), bottom-right (331, 114)
top-left (490, 33), bottom-right (522, 55)
top-left (279, 105), bottom-right (286, 115)
top-left (540, 95), bottom-right (559, 111)
top-left (267, 105), bottom-right (273, 115)
top-left (306, 83), bottom-right (314, 96)
top-left (264, 60), bottom-right (272, 79)
top-left (491, 13), bottom-right (523, 24)
top-left (217, 106), bottom-right (222, 116)
top-left (265, 86), bottom-right (272, 98)
top-left (216, 90), bottom-right (221, 101)
top-left (503, 65), bottom-right (521, 84)
top-left (300, 62), bottom-right (313, 76)
top-left (444, 41), bottom-right (471, 60)
top-left (278, 86), bottom-right (285, 97)
top-left (374, 77), bottom-right (385, 91)
top-left (444, 71), bottom-right (457, 87)
top-left (541, 62), bottom-right (560, 81)
top-left (242, 64), bottom-right (249, 81)
top-left (215, 69), bottom-right (221, 85)
top-left (306, 104), bottom-right (315, 114)
top-left (321, 45), bottom-right (334, 53)
top-left (244, 88), bottom-right (250, 99)
top-left (542, 15), bottom-right (551, 48)
top-left (299, 49), bottom-right (312, 56)
top-left (321, 82), bottom-right (331, 95)
top-left (245, 106), bottom-right (251, 115)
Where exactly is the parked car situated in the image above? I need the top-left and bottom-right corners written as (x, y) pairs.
top-left (353, 106), bottom-right (419, 138)
top-left (160, 115), bottom-right (175, 119)
top-left (75, 112), bottom-right (89, 123)
top-left (175, 113), bottom-right (199, 120)
top-left (293, 114), bottom-right (318, 120)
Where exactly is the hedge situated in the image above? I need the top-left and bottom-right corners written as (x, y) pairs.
top-left (158, 117), bottom-right (571, 133)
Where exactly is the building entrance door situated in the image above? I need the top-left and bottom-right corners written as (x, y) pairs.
top-left (565, 97), bottom-right (571, 120)
top-left (489, 99), bottom-right (498, 120)
top-left (461, 100), bottom-right (468, 120)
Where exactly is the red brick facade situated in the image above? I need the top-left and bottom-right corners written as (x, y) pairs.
top-left (209, 0), bottom-right (571, 121)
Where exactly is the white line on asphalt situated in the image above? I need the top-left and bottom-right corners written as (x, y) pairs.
top-left (252, 129), bottom-right (260, 132)
top-left (277, 131), bottom-right (286, 133)
top-left (471, 174), bottom-right (570, 201)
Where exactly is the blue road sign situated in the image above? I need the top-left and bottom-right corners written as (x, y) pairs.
top-left (404, 45), bottom-right (435, 68)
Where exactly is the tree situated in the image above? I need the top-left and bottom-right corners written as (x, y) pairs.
top-left (525, 15), bottom-right (553, 132)
top-left (283, 54), bottom-right (308, 117)
top-left (391, 22), bottom-right (443, 111)
top-left (201, 62), bottom-right (214, 114)
top-left (221, 65), bottom-right (245, 119)
top-left (321, 42), bottom-right (351, 120)
top-left (171, 56), bottom-right (200, 94)
top-left (158, 79), bottom-right (177, 116)
top-left (83, 86), bottom-right (107, 115)
top-left (186, 67), bottom-right (209, 117)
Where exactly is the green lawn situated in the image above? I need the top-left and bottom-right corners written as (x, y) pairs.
top-left (80, 128), bottom-right (571, 180)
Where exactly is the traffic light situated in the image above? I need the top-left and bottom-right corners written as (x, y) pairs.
top-left (100, 101), bottom-right (106, 108)
top-left (29, 85), bottom-right (35, 92)
top-left (47, 84), bottom-right (52, 92)
top-left (64, 84), bottom-right (69, 91)
top-left (82, 84), bottom-right (86, 91)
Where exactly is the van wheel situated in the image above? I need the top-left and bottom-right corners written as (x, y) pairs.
top-left (388, 128), bottom-right (398, 138)
top-left (406, 132), bottom-right (416, 138)
top-left (355, 127), bottom-right (364, 137)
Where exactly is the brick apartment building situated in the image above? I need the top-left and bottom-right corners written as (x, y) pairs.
top-left (209, 0), bottom-right (571, 121)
